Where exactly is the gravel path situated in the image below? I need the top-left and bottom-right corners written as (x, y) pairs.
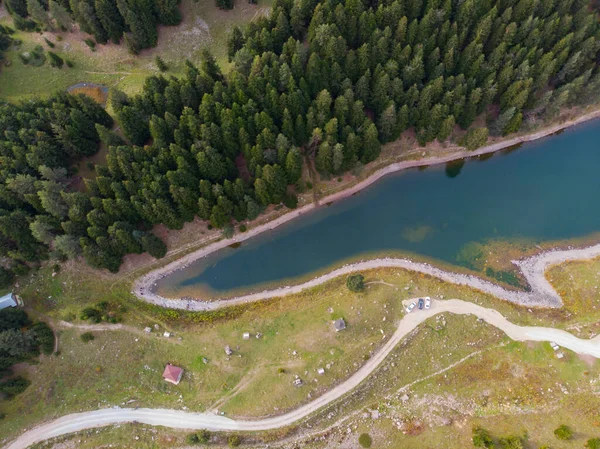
top-left (7, 298), bottom-right (600, 449)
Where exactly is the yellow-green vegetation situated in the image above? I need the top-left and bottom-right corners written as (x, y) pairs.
top-left (298, 334), bottom-right (600, 449)
top-left (547, 255), bottom-right (600, 337)
top-left (0, 264), bottom-right (405, 440)
top-left (0, 0), bottom-right (272, 101)
top-left (5, 252), bottom-right (600, 445)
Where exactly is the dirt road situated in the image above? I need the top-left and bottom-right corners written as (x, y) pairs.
top-left (7, 299), bottom-right (600, 449)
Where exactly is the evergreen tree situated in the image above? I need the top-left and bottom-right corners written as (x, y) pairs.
top-left (95, 0), bottom-right (125, 43)
top-left (215, 0), bottom-right (233, 10)
top-left (27, 0), bottom-right (52, 29)
top-left (49, 0), bottom-right (74, 30)
top-left (155, 0), bottom-right (181, 26)
top-left (227, 26), bottom-right (245, 61)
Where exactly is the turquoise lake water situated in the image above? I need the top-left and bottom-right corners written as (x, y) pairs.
top-left (158, 120), bottom-right (600, 296)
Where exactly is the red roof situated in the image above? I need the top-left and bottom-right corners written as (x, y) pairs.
top-left (162, 364), bottom-right (183, 384)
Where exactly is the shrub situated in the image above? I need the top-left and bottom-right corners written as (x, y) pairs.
top-left (84, 38), bottom-right (96, 50)
top-left (461, 127), bottom-right (489, 151)
top-left (28, 46), bottom-right (46, 66)
top-left (18, 52), bottom-right (29, 64)
top-left (155, 56), bottom-right (168, 72)
top-left (587, 438), bottom-right (600, 449)
top-left (346, 274), bottom-right (365, 292)
top-left (554, 425), bottom-right (572, 440)
top-left (358, 433), bottom-right (372, 448)
top-left (239, 224), bottom-right (247, 232)
top-left (11, 262), bottom-right (29, 276)
top-left (186, 433), bottom-right (200, 444)
top-left (65, 59), bottom-right (74, 68)
top-left (80, 307), bottom-right (102, 323)
top-left (0, 268), bottom-right (14, 289)
top-left (216, 0), bottom-right (234, 9)
top-left (283, 192), bottom-right (298, 209)
top-left (222, 224), bottom-right (234, 239)
top-left (0, 307), bottom-right (31, 332)
top-left (47, 51), bottom-right (64, 68)
top-left (44, 37), bottom-right (55, 48)
top-left (197, 430), bottom-right (210, 444)
top-left (80, 332), bottom-right (95, 343)
top-left (228, 435), bottom-right (241, 447)
top-left (499, 435), bottom-right (525, 449)
top-left (32, 322), bottom-right (54, 355)
top-left (306, 181), bottom-right (313, 189)
top-left (13, 17), bottom-right (36, 31)
top-left (124, 33), bottom-right (139, 55)
top-left (0, 376), bottom-right (31, 399)
top-left (473, 426), bottom-right (494, 448)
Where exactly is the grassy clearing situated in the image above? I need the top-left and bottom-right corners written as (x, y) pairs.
top-left (5, 259), bottom-right (600, 447)
top-left (0, 0), bottom-right (272, 101)
top-left (6, 235), bottom-right (600, 444)
top-left (0, 267), bottom-right (403, 441)
top-left (299, 332), bottom-right (600, 449)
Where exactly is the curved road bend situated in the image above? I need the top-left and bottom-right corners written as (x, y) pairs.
top-left (6, 299), bottom-right (600, 449)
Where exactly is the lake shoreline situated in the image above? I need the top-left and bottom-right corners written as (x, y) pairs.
top-left (134, 109), bottom-right (600, 307)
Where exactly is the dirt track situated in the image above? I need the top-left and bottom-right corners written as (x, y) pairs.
top-left (7, 298), bottom-right (600, 449)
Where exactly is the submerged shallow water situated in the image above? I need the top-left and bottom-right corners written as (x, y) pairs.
top-left (158, 120), bottom-right (600, 296)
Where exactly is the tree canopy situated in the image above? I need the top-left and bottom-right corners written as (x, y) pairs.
top-left (4, 0), bottom-right (181, 49)
top-left (1, 0), bottom-right (599, 274)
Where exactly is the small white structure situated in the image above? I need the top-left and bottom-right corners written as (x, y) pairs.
top-left (255, 332), bottom-right (263, 339)
top-left (293, 378), bottom-right (303, 387)
top-left (0, 293), bottom-right (19, 310)
top-left (144, 327), bottom-right (152, 333)
top-left (550, 342), bottom-right (560, 351)
top-left (317, 367), bottom-right (325, 375)
top-left (225, 345), bottom-right (233, 355)
top-left (163, 332), bottom-right (171, 338)
top-left (556, 351), bottom-right (565, 359)
top-left (242, 332), bottom-right (250, 340)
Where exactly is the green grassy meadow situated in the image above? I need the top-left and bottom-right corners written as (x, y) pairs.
top-left (5, 257), bottom-right (600, 446)
top-left (0, 0), bottom-right (272, 101)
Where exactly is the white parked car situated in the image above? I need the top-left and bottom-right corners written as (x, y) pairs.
top-left (425, 297), bottom-right (431, 309)
top-left (406, 302), bottom-right (416, 313)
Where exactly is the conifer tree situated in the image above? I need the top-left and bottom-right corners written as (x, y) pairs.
top-left (95, 0), bottom-right (125, 43)
top-left (49, 0), bottom-right (74, 30)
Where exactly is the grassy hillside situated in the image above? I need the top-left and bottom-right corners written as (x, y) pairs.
top-left (0, 0), bottom-right (272, 101)
top-left (3, 255), bottom-right (600, 444)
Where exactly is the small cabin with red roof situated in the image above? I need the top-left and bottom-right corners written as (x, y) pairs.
top-left (162, 364), bottom-right (183, 385)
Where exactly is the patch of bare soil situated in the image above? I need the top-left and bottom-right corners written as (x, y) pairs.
top-left (578, 353), bottom-right (597, 368)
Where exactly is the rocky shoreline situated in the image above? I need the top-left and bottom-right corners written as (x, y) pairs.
top-left (134, 110), bottom-right (600, 310)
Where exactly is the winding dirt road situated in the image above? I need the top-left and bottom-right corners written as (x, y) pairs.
top-left (7, 299), bottom-right (600, 449)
